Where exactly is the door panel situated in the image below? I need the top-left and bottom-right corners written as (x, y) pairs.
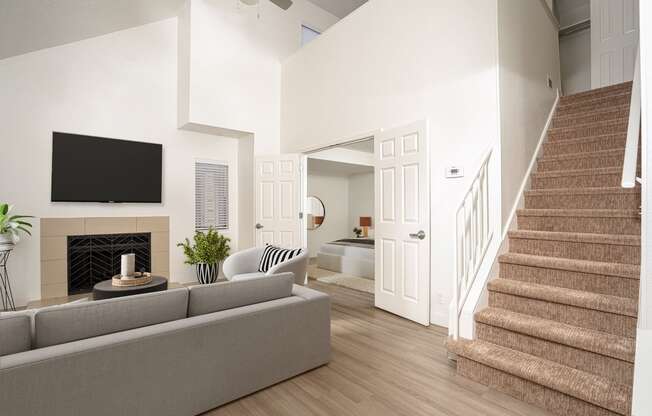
top-left (374, 121), bottom-right (430, 326)
top-left (380, 239), bottom-right (396, 293)
top-left (591, 0), bottom-right (639, 88)
top-left (255, 155), bottom-right (302, 248)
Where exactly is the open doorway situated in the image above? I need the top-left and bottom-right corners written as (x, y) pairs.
top-left (304, 139), bottom-right (376, 295)
top-left (252, 120), bottom-right (429, 324)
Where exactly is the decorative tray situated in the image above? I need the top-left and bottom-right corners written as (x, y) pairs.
top-left (111, 272), bottom-right (153, 287)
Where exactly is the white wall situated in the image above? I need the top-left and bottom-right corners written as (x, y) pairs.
top-left (557, 0), bottom-right (591, 95)
top-left (0, 19), bottom-right (240, 306)
top-left (498, 0), bottom-right (561, 227)
top-left (306, 174), bottom-right (350, 257)
top-left (560, 29), bottom-right (592, 95)
top-left (178, 0), bottom-right (338, 154)
top-left (633, 2), bottom-right (652, 412)
top-left (282, 0), bottom-right (501, 325)
top-left (237, 135), bottom-right (255, 250)
top-left (348, 172), bottom-right (374, 233)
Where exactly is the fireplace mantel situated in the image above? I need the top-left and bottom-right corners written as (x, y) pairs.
top-left (40, 217), bottom-right (169, 299)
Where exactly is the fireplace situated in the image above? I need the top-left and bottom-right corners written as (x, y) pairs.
top-left (67, 233), bottom-right (151, 295)
top-left (40, 216), bottom-right (169, 300)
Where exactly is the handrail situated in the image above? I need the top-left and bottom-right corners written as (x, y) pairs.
top-left (452, 149), bottom-right (493, 340)
top-left (622, 48), bottom-right (641, 188)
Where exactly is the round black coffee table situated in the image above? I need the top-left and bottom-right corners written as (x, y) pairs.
top-left (92, 276), bottom-right (168, 300)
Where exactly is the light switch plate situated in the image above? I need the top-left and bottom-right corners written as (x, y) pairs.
top-left (445, 166), bottom-right (464, 178)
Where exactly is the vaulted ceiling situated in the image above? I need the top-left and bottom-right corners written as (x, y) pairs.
top-left (0, 0), bottom-right (185, 60)
top-left (0, 0), bottom-right (366, 61)
top-left (306, 0), bottom-right (366, 19)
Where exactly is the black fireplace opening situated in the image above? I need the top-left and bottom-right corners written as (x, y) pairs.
top-left (67, 233), bottom-right (151, 295)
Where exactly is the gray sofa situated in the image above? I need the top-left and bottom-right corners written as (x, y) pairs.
top-left (0, 273), bottom-right (331, 416)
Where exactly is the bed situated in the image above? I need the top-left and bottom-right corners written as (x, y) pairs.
top-left (317, 238), bottom-right (375, 279)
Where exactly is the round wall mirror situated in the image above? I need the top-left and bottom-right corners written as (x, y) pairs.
top-left (306, 196), bottom-right (325, 230)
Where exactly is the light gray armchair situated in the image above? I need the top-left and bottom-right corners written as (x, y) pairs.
top-left (223, 247), bottom-right (309, 285)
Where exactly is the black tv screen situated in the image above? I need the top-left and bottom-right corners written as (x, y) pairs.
top-left (51, 132), bottom-right (162, 203)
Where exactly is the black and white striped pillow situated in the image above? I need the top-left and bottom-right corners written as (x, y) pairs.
top-left (258, 245), bottom-right (303, 273)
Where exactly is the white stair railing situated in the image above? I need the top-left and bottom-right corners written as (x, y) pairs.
top-left (452, 149), bottom-right (493, 340)
top-left (622, 48), bottom-right (641, 188)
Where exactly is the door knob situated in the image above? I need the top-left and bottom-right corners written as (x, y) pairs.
top-left (409, 230), bottom-right (426, 240)
top-left (255, 223), bottom-right (264, 230)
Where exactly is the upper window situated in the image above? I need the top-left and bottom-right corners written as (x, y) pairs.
top-left (195, 161), bottom-right (229, 231)
top-left (301, 25), bottom-right (321, 46)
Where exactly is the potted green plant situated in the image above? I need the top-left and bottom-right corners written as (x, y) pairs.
top-left (353, 227), bottom-right (362, 238)
top-left (0, 203), bottom-right (33, 250)
top-left (177, 228), bottom-right (231, 284)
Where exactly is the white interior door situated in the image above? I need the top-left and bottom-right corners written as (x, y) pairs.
top-left (591, 0), bottom-right (639, 88)
top-left (374, 121), bottom-right (430, 326)
top-left (254, 155), bottom-right (302, 248)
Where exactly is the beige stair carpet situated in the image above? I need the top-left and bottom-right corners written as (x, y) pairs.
top-left (449, 81), bottom-right (640, 416)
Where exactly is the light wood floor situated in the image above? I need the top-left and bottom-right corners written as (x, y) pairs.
top-left (203, 281), bottom-right (554, 416)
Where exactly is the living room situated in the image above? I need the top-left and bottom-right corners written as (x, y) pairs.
top-left (2, 0), bottom-right (652, 415)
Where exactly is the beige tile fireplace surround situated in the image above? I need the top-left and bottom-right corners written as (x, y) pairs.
top-left (40, 216), bottom-right (169, 299)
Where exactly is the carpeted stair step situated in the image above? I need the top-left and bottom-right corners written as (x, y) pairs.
top-left (551, 105), bottom-right (629, 129)
top-left (537, 149), bottom-right (625, 171)
top-left (516, 208), bottom-right (640, 234)
top-left (541, 134), bottom-right (627, 157)
top-left (508, 230), bottom-right (640, 264)
top-left (487, 279), bottom-right (638, 338)
top-left (451, 339), bottom-right (632, 415)
top-left (475, 308), bottom-right (635, 384)
top-left (556, 93), bottom-right (631, 115)
top-left (559, 82), bottom-right (631, 105)
top-left (531, 167), bottom-right (623, 189)
top-left (499, 253), bottom-right (640, 299)
top-left (547, 121), bottom-right (628, 141)
top-left (525, 187), bottom-right (640, 210)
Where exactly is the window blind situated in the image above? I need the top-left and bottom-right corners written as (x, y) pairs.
top-left (195, 161), bottom-right (229, 230)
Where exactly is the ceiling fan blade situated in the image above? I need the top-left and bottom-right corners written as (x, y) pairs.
top-left (270, 0), bottom-right (293, 10)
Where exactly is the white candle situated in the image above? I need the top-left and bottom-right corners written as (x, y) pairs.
top-left (121, 253), bottom-right (135, 278)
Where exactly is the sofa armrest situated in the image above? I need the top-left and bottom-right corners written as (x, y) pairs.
top-left (267, 251), bottom-right (308, 285)
top-left (223, 247), bottom-right (264, 280)
top-left (291, 284), bottom-right (330, 303)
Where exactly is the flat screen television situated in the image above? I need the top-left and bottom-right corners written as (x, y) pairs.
top-left (51, 132), bottom-right (162, 203)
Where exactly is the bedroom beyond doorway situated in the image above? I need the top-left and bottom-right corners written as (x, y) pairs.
top-left (305, 138), bottom-right (375, 295)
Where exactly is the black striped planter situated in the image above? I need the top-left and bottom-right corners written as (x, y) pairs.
top-left (195, 263), bottom-right (219, 284)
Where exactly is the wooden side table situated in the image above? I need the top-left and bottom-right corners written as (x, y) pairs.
top-left (0, 249), bottom-right (16, 311)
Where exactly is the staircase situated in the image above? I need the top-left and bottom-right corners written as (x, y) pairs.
top-left (449, 81), bottom-right (641, 416)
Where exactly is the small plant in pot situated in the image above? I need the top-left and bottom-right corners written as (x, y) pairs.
top-left (0, 203), bottom-right (34, 250)
top-left (177, 228), bottom-right (230, 284)
top-left (353, 227), bottom-right (362, 238)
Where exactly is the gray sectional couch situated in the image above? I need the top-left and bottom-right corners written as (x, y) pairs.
top-left (0, 273), bottom-right (331, 416)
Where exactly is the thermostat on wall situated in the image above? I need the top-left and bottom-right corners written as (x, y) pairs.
top-left (445, 166), bottom-right (464, 178)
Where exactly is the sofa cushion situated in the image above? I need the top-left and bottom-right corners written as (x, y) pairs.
top-left (1, 297), bottom-right (89, 347)
top-left (0, 315), bottom-right (31, 356)
top-left (188, 272), bottom-right (294, 317)
top-left (34, 288), bottom-right (189, 348)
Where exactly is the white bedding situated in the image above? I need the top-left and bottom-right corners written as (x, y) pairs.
top-left (317, 239), bottom-right (375, 279)
top-left (319, 242), bottom-right (375, 261)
